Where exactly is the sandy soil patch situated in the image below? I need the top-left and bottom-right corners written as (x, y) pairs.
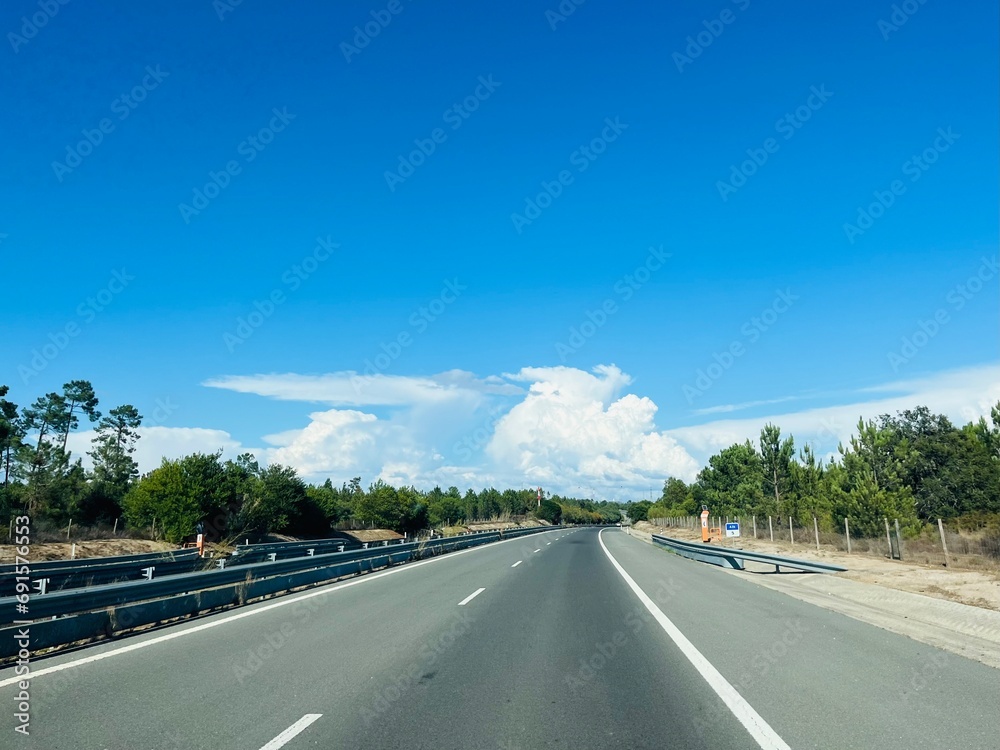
top-left (633, 521), bottom-right (1000, 612)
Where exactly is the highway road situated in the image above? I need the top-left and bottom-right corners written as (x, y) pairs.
top-left (2, 527), bottom-right (998, 749)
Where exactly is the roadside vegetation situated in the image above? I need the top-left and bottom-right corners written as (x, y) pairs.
top-left (6, 381), bottom-right (995, 548)
top-left (0, 380), bottom-right (619, 544)
top-left (626, 405), bottom-right (1000, 546)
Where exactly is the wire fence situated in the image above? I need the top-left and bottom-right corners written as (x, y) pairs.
top-left (649, 514), bottom-right (1000, 572)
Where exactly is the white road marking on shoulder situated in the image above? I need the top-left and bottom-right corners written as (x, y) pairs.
top-left (598, 529), bottom-right (791, 750)
top-left (511, 561), bottom-right (522, 568)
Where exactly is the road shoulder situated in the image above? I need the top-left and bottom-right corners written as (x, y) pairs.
top-left (626, 524), bottom-right (1000, 669)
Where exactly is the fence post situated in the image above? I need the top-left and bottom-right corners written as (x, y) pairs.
top-left (752, 516), bottom-right (757, 539)
top-left (66, 519), bottom-right (72, 540)
top-left (894, 518), bottom-right (903, 561)
top-left (884, 518), bottom-right (893, 559)
top-left (814, 517), bottom-right (820, 551)
top-left (937, 518), bottom-right (950, 567)
top-left (768, 515), bottom-right (773, 542)
top-left (789, 516), bottom-right (794, 545)
top-left (113, 517), bottom-right (119, 534)
top-left (845, 517), bottom-right (851, 553)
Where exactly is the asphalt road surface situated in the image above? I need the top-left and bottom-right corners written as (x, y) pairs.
top-left (2, 527), bottom-right (998, 749)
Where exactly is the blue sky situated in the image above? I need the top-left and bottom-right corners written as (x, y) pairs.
top-left (3, 0), bottom-right (998, 498)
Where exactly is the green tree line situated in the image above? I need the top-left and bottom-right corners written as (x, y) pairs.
top-left (633, 404), bottom-right (1000, 538)
top-left (0, 380), bottom-right (619, 542)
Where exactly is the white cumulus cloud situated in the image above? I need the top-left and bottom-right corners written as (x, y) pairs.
top-left (488, 365), bottom-right (701, 488)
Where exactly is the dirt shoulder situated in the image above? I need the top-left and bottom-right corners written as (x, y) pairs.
top-left (631, 521), bottom-right (1000, 669)
top-left (0, 538), bottom-right (178, 563)
top-left (633, 521), bottom-right (1000, 612)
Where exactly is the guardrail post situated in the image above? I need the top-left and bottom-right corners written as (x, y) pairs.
top-left (937, 518), bottom-right (950, 567)
top-left (33, 578), bottom-right (49, 595)
top-left (217, 559), bottom-right (226, 569)
top-left (267, 553), bottom-right (277, 562)
top-left (307, 549), bottom-right (315, 556)
top-left (141, 567), bottom-right (154, 580)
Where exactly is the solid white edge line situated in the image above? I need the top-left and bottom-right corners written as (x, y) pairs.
top-left (457, 587), bottom-right (486, 606)
top-left (511, 561), bottom-right (522, 568)
top-left (0, 529), bottom-right (564, 689)
top-left (258, 713), bottom-right (322, 750)
top-left (598, 529), bottom-right (791, 750)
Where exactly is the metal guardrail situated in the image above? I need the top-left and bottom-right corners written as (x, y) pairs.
top-left (1, 526), bottom-right (554, 624)
top-left (651, 534), bottom-right (847, 574)
top-left (0, 548), bottom-right (200, 576)
top-left (230, 541), bottom-right (362, 565)
top-left (234, 537), bottom-right (365, 553)
top-left (0, 528), bottom-right (556, 596)
top-left (0, 551), bottom-right (208, 598)
top-left (0, 525), bottom-right (555, 660)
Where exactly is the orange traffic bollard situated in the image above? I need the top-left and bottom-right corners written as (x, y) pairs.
top-left (701, 507), bottom-right (710, 543)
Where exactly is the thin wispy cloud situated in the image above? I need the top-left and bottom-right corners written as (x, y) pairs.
top-left (692, 395), bottom-right (804, 416)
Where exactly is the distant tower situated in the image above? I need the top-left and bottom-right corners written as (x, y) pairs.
top-left (537, 487), bottom-right (542, 508)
